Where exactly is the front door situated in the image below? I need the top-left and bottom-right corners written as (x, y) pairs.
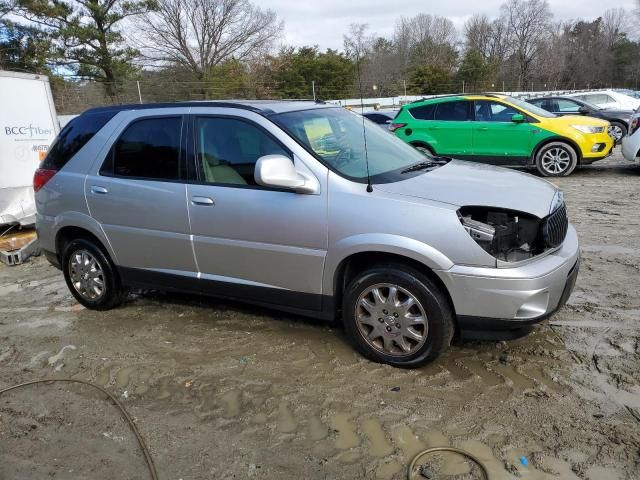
top-left (471, 100), bottom-right (534, 165)
top-left (186, 115), bottom-right (328, 311)
top-left (85, 114), bottom-right (197, 282)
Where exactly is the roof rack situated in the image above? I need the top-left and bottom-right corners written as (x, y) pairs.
top-left (408, 92), bottom-right (502, 105)
top-left (82, 99), bottom-right (327, 116)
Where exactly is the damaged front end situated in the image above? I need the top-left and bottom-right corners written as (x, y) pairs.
top-left (458, 201), bottom-right (568, 265)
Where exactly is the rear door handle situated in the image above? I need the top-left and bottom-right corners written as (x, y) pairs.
top-left (91, 186), bottom-right (109, 194)
top-left (191, 196), bottom-right (215, 206)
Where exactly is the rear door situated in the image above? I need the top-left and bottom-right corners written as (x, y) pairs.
top-left (85, 112), bottom-right (197, 283)
top-left (471, 100), bottom-right (534, 165)
top-left (427, 100), bottom-right (473, 155)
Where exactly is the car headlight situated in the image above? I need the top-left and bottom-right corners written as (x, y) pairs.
top-left (458, 207), bottom-right (543, 263)
top-left (550, 190), bottom-right (564, 214)
top-left (571, 125), bottom-right (605, 134)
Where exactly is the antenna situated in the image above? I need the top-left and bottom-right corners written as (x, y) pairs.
top-left (355, 49), bottom-right (373, 193)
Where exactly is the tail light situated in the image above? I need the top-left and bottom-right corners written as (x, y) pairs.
top-left (33, 168), bottom-right (57, 192)
top-left (389, 122), bottom-right (407, 133)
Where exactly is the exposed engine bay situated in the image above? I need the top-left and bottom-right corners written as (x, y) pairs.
top-left (458, 206), bottom-right (546, 262)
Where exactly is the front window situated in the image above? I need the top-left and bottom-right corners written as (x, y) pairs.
top-left (273, 107), bottom-right (437, 183)
top-left (503, 96), bottom-right (556, 118)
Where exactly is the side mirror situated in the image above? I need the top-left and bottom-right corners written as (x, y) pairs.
top-left (511, 113), bottom-right (525, 123)
top-left (578, 106), bottom-right (590, 114)
top-left (254, 155), bottom-right (316, 194)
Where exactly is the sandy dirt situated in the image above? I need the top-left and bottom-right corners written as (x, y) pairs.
top-left (1, 151), bottom-right (639, 480)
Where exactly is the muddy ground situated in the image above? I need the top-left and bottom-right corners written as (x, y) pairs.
top-left (1, 151), bottom-right (639, 480)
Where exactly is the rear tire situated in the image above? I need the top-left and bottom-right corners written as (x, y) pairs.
top-left (412, 143), bottom-right (435, 156)
top-left (341, 264), bottom-right (454, 368)
top-left (535, 141), bottom-right (578, 177)
top-left (608, 121), bottom-right (626, 144)
top-left (62, 238), bottom-right (122, 310)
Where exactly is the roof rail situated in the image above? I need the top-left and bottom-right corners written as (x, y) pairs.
top-left (82, 101), bottom-right (272, 115)
top-left (407, 92), bottom-right (502, 105)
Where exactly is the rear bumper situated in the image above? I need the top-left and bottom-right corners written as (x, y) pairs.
top-left (436, 225), bottom-right (580, 328)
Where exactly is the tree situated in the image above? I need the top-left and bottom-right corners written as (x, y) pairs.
top-left (409, 65), bottom-right (452, 94)
top-left (139, 0), bottom-right (282, 85)
top-left (501, 0), bottom-right (552, 88)
top-left (456, 49), bottom-right (492, 88)
top-left (14, 0), bottom-right (154, 97)
top-left (0, 20), bottom-right (53, 72)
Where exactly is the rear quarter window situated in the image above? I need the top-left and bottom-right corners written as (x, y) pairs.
top-left (42, 111), bottom-right (117, 170)
top-left (409, 104), bottom-right (436, 120)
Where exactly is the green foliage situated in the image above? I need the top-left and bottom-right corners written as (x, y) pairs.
top-left (0, 20), bottom-right (53, 72)
top-left (15, 0), bottom-right (155, 96)
top-left (408, 65), bottom-right (453, 94)
top-left (266, 46), bottom-right (355, 99)
top-left (456, 49), bottom-right (495, 87)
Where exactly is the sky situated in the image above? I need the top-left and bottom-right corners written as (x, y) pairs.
top-left (262, 0), bottom-right (638, 50)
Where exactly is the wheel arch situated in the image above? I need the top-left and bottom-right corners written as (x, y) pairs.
top-left (531, 136), bottom-right (583, 165)
top-left (331, 251), bottom-right (458, 334)
top-left (409, 140), bottom-right (436, 154)
top-left (55, 223), bottom-right (115, 265)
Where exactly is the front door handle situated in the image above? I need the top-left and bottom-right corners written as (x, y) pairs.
top-left (191, 196), bottom-right (215, 206)
top-left (475, 127), bottom-right (489, 131)
top-left (91, 186), bottom-right (109, 194)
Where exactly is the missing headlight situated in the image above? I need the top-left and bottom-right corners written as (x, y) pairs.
top-left (458, 206), bottom-right (544, 262)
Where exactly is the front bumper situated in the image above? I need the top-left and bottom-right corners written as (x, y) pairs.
top-left (581, 131), bottom-right (614, 161)
top-left (435, 224), bottom-right (580, 328)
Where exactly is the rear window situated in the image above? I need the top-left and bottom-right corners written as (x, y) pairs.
top-left (101, 117), bottom-right (182, 181)
top-left (434, 101), bottom-right (472, 121)
top-left (42, 111), bottom-right (117, 170)
top-left (409, 104), bottom-right (436, 120)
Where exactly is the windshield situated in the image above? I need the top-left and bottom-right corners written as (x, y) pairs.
top-left (273, 107), bottom-right (436, 183)
top-left (505, 96), bottom-right (556, 118)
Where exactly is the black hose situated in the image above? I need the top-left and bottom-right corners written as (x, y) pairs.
top-left (0, 379), bottom-right (158, 480)
top-left (408, 446), bottom-right (489, 479)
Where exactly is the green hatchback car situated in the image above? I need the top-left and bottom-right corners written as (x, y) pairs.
top-left (390, 94), bottom-right (613, 176)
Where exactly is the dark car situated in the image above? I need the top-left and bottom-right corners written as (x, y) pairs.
top-left (527, 96), bottom-right (632, 144)
top-left (363, 110), bottom-right (398, 129)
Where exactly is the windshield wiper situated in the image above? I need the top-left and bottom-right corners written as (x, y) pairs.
top-left (400, 157), bottom-right (449, 174)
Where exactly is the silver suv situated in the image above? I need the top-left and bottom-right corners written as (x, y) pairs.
top-left (35, 101), bottom-right (580, 367)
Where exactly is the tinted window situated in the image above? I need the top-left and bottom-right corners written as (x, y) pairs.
top-left (107, 117), bottom-right (181, 180)
top-left (43, 111), bottom-right (116, 170)
top-left (196, 117), bottom-right (290, 186)
top-left (410, 104), bottom-right (436, 120)
top-left (434, 101), bottom-right (471, 121)
top-left (474, 100), bottom-right (520, 122)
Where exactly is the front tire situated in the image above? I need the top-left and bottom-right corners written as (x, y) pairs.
top-left (62, 238), bottom-right (122, 310)
top-left (342, 264), bottom-right (454, 368)
top-left (535, 141), bottom-right (578, 177)
top-left (608, 122), bottom-right (627, 144)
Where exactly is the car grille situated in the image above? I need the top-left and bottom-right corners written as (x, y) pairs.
top-left (542, 204), bottom-right (568, 248)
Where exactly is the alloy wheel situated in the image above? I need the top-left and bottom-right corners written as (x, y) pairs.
top-left (68, 249), bottom-right (106, 301)
top-left (607, 124), bottom-right (624, 142)
top-left (541, 147), bottom-right (571, 175)
top-left (355, 283), bottom-right (428, 356)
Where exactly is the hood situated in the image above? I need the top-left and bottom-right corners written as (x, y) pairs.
top-left (548, 115), bottom-right (609, 128)
top-left (376, 160), bottom-right (558, 219)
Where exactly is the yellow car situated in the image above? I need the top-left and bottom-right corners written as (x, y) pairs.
top-left (392, 94), bottom-right (614, 176)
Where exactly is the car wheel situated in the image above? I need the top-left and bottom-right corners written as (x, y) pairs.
top-left (413, 144), bottom-right (434, 156)
top-left (535, 142), bottom-right (578, 177)
top-left (62, 238), bottom-right (123, 310)
top-left (342, 264), bottom-right (454, 368)
top-left (608, 122), bottom-right (627, 144)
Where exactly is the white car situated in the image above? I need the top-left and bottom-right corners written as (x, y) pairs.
top-left (567, 90), bottom-right (640, 111)
top-left (622, 109), bottom-right (640, 163)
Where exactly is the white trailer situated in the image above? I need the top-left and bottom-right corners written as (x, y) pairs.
top-left (0, 70), bottom-right (59, 226)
